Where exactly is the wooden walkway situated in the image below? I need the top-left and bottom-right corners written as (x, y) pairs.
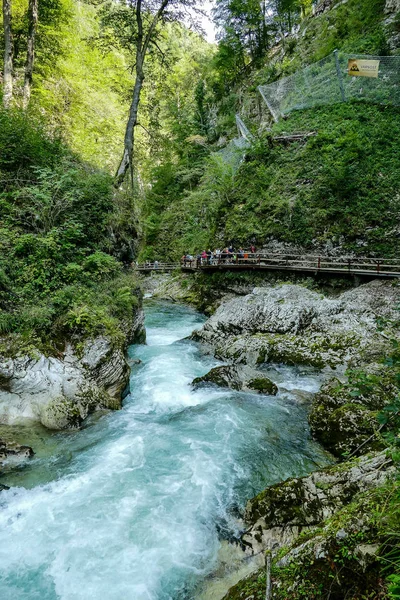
top-left (134, 253), bottom-right (400, 279)
top-left (134, 263), bottom-right (178, 273)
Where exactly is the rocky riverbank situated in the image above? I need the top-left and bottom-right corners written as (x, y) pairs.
top-left (0, 304), bottom-right (145, 431)
top-left (192, 281), bottom-right (400, 369)
top-left (187, 276), bottom-right (400, 599)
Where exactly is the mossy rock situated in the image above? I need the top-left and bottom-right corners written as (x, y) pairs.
top-left (310, 403), bottom-right (383, 458)
top-left (192, 365), bottom-right (278, 395)
top-left (247, 377), bottom-right (278, 395)
top-left (222, 569), bottom-right (265, 600)
top-left (192, 366), bottom-right (242, 391)
top-left (40, 397), bottom-right (82, 430)
top-left (309, 366), bottom-right (399, 457)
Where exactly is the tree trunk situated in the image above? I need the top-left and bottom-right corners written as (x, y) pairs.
top-left (23, 0), bottom-right (39, 109)
top-left (2, 0), bottom-right (13, 108)
top-left (115, 60), bottom-right (144, 186)
top-left (114, 0), bottom-right (170, 187)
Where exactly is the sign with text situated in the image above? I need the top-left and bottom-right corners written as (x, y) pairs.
top-left (348, 59), bottom-right (380, 78)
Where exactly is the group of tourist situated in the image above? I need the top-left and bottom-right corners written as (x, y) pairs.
top-left (181, 245), bottom-right (256, 267)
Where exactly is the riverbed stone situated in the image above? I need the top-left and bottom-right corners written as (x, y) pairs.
top-left (0, 438), bottom-right (34, 466)
top-left (192, 365), bottom-right (278, 395)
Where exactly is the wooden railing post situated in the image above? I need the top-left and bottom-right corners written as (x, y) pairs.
top-left (377, 261), bottom-right (381, 274)
top-left (318, 257), bottom-right (321, 269)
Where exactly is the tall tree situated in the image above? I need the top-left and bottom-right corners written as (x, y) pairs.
top-left (115, 0), bottom-right (201, 186)
top-left (213, 0), bottom-right (270, 86)
top-left (23, 0), bottom-right (39, 108)
top-left (2, 0), bottom-right (13, 107)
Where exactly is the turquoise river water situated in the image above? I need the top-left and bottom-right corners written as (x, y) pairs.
top-left (0, 301), bottom-right (329, 599)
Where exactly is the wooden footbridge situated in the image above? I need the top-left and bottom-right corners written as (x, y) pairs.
top-left (133, 253), bottom-right (400, 279)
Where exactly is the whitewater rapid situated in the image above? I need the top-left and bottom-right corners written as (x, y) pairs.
top-left (0, 302), bottom-right (329, 599)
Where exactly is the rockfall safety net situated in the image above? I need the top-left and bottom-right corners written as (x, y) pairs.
top-left (258, 51), bottom-right (400, 121)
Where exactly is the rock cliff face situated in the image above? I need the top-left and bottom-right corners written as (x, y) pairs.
top-left (0, 308), bottom-right (145, 430)
top-left (193, 281), bottom-right (400, 369)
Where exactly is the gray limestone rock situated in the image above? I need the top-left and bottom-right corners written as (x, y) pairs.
top-left (0, 308), bottom-right (146, 430)
top-left (241, 452), bottom-right (393, 555)
top-left (192, 281), bottom-right (400, 369)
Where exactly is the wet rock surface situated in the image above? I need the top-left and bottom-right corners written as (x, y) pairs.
top-left (0, 438), bottom-right (34, 466)
top-left (192, 365), bottom-right (278, 395)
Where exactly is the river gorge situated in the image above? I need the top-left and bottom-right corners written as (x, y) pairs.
top-left (0, 300), bottom-right (330, 600)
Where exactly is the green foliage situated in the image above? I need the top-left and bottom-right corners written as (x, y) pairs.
top-left (143, 102), bottom-right (400, 258)
top-left (0, 107), bottom-right (140, 352)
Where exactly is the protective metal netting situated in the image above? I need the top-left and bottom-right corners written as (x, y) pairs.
top-left (235, 114), bottom-right (253, 141)
top-left (258, 52), bottom-right (400, 120)
top-left (214, 116), bottom-right (252, 171)
top-left (216, 139), bottom-right (246, 172)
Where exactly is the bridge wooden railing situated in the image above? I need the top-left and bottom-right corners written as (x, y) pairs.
top-left (134, 253), bottom-right (400, 278)
top-left (196, 252), bottom-right (400, 275)
top-left (133, 263), bottom-right (180, 272)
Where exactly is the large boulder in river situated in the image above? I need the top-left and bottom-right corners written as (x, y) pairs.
top-left (0, 308), bottom-right (146, 430)
top-left (192, 281), bottom-right (400, 369)
top-left (192, 365), bottom-right (278, 395)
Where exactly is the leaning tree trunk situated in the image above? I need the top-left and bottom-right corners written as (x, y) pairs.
top-left (115, 59), bottom-right (144, 187)
top-left (2, 0), bottom-right (13, 108)
top-left (23, 0), bottom-right (38, 109)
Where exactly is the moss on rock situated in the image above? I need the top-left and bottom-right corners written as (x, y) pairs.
top-left (192, 365), bottom-right (278, 395)
top-left (247, 377), bottom-right (278, 394)
top-left (39, 397), bottom-right (82, 430)
top-left (309, 364), bottom-right (400, 458)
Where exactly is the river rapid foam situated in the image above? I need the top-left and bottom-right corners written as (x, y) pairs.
top-left (0, 301), bottom-right (329, 600)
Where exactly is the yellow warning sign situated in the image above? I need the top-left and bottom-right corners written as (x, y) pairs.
top-left (348, 59), bottom-right (380, 78)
